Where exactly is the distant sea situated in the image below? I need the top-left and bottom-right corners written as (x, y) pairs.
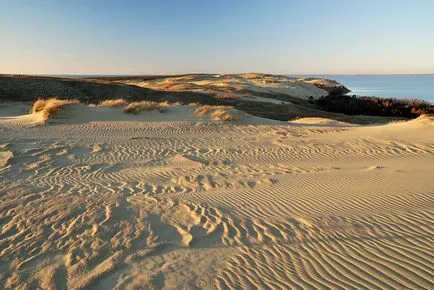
top-left (290, 75), bottom-right (434, 103)
top-left (47, 74), bottom-right (434, 103)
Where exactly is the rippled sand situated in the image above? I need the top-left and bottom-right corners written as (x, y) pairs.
top-left (1, 104), bottom-right (433, 289)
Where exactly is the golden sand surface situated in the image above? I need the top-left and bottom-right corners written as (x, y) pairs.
top-left (1, 103), bottom-right (433, 289)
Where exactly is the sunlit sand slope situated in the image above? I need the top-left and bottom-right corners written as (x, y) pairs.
top-left (120, 73), bottom-right (348, 100)
top-left (0, 104), bottom-right (433, 289)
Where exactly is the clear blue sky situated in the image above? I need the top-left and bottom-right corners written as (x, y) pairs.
top-left (1, 0), bottom-right (433, 75)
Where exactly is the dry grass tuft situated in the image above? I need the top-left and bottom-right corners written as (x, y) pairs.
top-left (194, 105), bottom-right (234, 121)
top-left (194, 105), bottom-right (214, 116)
top-left (98, 99), bottom-right (128, 107)
top-left (158, 101), bottom-right (184, 106)
top-left (210, 109), bottom-right (233, 121)
top-left (31, 98), bottom-right (80, 119)
top-left (124, 101), bottom-right (168, 114)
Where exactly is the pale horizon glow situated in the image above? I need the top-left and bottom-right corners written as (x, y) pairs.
top-left (1, 0), bottom-right (433, 75)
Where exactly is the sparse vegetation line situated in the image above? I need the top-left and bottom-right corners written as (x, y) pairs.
top-left (29, 98), bottom-right (239, 123)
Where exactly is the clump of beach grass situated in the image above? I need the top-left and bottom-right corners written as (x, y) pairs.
top-left (31, 98), bottom-right (80, 119)
top-left (194, 105), bottom-right (214, 116)
top-left (210, 109), bottom-right (233, 121)
top-left (124, 101), bottom-right (168, 114)
top-left (98, 99), bottom-right (128, 107)
top-left (194, 105), bottom-right (234, 121)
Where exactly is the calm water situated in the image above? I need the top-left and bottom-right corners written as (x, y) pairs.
top-left (291, 75), bottom-right (434, 103)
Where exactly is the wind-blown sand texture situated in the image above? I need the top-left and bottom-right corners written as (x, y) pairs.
top-left (0, 103), bottom-right (433, 289)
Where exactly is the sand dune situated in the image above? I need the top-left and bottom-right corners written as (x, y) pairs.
top-left (120, 73), bottom-right (343, 101)
top-left (1, 75), bottom-right (407, 125)
top-left (0, 103), bottom-right (433, 289)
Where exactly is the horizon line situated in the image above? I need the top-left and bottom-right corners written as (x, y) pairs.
top-left (7, 72), bottom-right (434, 77)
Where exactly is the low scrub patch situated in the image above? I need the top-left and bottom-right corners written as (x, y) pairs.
top-left (316, 95), bottom-right (433, 118)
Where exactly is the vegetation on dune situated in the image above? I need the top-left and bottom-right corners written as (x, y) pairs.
top-left (210, 109), bottom-right (233, 121)
top-left (28, 95), bottom-right (423, 126)
top-left (31, 99), bottom-right (172, 120)
top-left (124, 101), bottom-right (168, 114)
top-left (194, 105), bottom-right (234, 121)
top-left (99, 99), bottom-right (186, 110)
top-left (31, 98), bottom-right (80, 118)
top-left (315, 95), bottom-right (433, 118)
top-left (193, 105), bottom-right (214, 115)
top-left (32, 99), bottom-right (234, 121)
top-left (98, 99), bottom-right (128, 107)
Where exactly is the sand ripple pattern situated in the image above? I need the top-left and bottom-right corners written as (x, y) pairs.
top-left (1, 119), bottom-right (433, 289)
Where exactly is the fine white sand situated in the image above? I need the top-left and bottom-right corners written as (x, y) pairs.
top-left (0, 103), bottom-right (433, 289)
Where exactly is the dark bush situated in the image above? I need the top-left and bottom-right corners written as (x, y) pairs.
top-left (316, 95), bottom-right (433, 118)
